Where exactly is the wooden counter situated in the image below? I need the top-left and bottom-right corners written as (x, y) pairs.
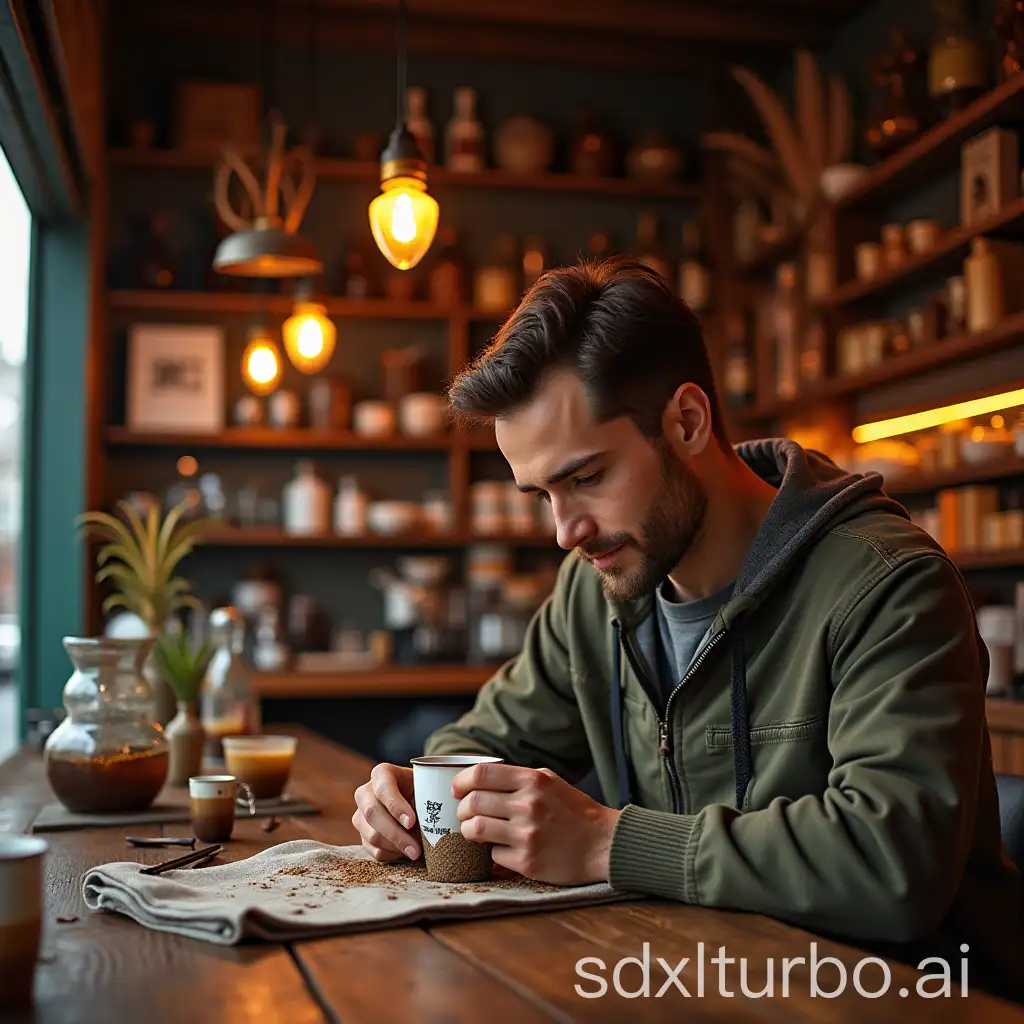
top-left (1, 725), bottom-right (1021, 1021)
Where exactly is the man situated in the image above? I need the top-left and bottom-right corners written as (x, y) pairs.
top-left (353, 257), bottom-right (1024, 1001)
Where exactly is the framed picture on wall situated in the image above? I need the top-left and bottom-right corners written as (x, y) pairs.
top-left (126, 323), bottom-right (225, 433)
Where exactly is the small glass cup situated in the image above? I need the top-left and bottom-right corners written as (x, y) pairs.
top-left (222, 735), bottom-right (297, 801)
top-left (188, 775), bottom-right (254, 843)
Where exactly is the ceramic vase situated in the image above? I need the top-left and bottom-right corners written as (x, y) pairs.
top-left (165, 701), bottom-right (205, 786)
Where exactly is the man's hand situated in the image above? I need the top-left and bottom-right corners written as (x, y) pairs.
top-left (453, 763), bottom-right (619, 885)
top-left (352, 763), bottom-right (421, 863)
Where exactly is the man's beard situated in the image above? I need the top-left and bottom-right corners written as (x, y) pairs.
top-left (578, 441), bottom-right (708, 602)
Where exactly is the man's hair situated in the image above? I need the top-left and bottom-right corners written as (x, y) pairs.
top-left (448, 256), bottom-right (728, 443)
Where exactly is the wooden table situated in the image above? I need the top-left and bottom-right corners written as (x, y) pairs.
top-left (2, 725), bottom-right (1022, 1022)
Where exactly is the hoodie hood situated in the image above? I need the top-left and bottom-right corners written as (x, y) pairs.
top-left (730, 438), bottom-right (909, 601)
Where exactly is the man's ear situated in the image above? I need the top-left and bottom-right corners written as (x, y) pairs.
top-left (661, 383), bottom-right (712, 456)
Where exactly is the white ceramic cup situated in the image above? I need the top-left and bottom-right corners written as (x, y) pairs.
top-left (353, 401), bottom-right (396, 438)
top-left (409, 755), bottom-right (504, 852)
top-left (0, 835), bottom-right (48, 1009)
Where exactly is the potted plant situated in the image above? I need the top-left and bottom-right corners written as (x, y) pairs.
top-left (76, 498), bottom-right (212, 725)
top-left (153, 628), bottom-right (214, 785)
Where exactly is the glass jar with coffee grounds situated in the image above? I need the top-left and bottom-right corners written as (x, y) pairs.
top-left (44, 637), bottom-right (169, 813)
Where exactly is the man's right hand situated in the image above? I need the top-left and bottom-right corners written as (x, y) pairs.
top-left (352, 763), bottom-right (420, 862)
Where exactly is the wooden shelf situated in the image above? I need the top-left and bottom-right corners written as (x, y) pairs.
top-left (954, 549), bottom-right (1024, 571)
top-left (105, 427), bottom-right (464, 452)
top-left (108, 147), bottom-right (703, 201)
top-left (252, 664), bottom-right (493, 698)
top-left (820, 196), bottom-right (1024, 308)
top-left (836, 74), bottom-right (1024, 210)
top-left (735, 311), bottom-right (1024, 423)
top-left (884, 456), bottom-right (1024, 496)
top-left (987, 698), bottom-right (1024, 732)
top-left (108, 290), bottom-right (455, 320)
top-left (198, 527), bottom-right (556, 548)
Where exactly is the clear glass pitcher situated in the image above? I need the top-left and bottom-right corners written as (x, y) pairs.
top-left (44, 636), bottom-right (169, 813)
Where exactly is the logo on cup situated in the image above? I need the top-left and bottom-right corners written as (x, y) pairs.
top-left (425, 800), bottom-right (442, 826)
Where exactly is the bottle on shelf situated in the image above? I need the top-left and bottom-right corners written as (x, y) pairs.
top-left (407, 86), bottom-right (435, 164)
top-left (633, 213), bottom-right (670, 282)
top-left (723, 311), bottom-right (754, 408)
top-left (427, 224), bottom-right (466, 307)
top-left (474, 235), bottom-right (519, 314)
top-left (445, 87), bottom-right (485, 173)
top-left (340, 249), bottom-right (375, 299)
top-left (799, 315), bottom-right (827, 385)
top-left (677, 220), bottom-right (711, 313)
top-left (928, 0), bottom-right (989, 119)
top-left (772, 262), bottom-right (800, 402)
top-left (201, 607), bottom-right (260, 762)
top-left (964, 237), bottom-right (1004, 333)
top-left (585, 230), bottom-right (613, 262)
top-left (521, 235), bottom-right (548, 292)
top-left (282, 460), bottom-right (332, 536)
top-left (334, 475), bottom-right (369, 536)
top-left (139, 212), bottom-right (177, 289)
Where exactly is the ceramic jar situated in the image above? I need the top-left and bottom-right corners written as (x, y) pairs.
top-left (494, 117), bottom-right (554, 174)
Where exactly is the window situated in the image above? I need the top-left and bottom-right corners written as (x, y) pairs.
top-left (0, 144), bottom-right (31, 762)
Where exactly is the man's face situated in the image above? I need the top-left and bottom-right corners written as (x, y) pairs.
top-left (496, 370), bottom-right (707, 601)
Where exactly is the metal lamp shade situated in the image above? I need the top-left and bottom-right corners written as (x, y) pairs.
top-left (213, 227), bottom-right (323, 278)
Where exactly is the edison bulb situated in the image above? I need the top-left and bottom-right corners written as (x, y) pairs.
top-left (368, 176), bottom-right (439, 270)
top-left (283, 301), bottom-right (336, 373)
top-left (241, 329), bottom-right (282, 396)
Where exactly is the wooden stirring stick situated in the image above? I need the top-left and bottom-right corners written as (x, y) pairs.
top-left (140, 845), bottom-right (222, 876)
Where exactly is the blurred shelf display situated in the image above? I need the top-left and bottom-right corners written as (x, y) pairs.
top-left (834, 73), bottom-right (1024, 210)
top-left (734, 312), bottom-right (1024, 424)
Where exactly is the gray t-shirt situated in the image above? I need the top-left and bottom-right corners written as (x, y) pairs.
top-left (653, 578), bottom-right (734, 706)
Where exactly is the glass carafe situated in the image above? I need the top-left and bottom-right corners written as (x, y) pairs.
top-left (200, 606), bottom-right (260, 761)
top-left (44, 637), bottom-right (169, 813)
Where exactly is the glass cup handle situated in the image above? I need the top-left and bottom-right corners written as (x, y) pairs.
top-left (236, 783), bottom-right (256, 817)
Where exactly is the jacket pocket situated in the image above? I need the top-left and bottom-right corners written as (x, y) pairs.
top-left (705, 714), bottom-right (825, 753)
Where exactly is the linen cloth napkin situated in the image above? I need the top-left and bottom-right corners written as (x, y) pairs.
top-left (82, 839), bottom-right (631, 945)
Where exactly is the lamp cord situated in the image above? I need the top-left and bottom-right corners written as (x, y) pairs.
top-left (397, 0), bottom-right (408, 128)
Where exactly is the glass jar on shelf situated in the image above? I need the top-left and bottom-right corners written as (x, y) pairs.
top-left (43, 637), bottom-right (169, 813)
top-left (200, 606), bottom-right (260, 761)
top-left (928, 0), bottom-right (989, 119)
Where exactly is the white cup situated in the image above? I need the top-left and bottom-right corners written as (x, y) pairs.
top-left (0, 835), bottom-right (48, 1010)
top-left (410, 755), bottom-right (503, 881)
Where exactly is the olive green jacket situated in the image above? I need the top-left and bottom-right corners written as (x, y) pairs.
top-left (424, 439), bottom-right (1024, 1003)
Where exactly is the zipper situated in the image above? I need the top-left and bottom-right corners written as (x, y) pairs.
top-left (619, 625), bottom-right (727, 815)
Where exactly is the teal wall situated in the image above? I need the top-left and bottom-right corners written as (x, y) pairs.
top-left (19, 220), bottom-right (88, 719)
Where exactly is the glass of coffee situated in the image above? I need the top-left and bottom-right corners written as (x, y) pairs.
top-left (0, 835), bottom-right (48, 1010)
top-left (222, 735), bottom-right (297, 800)
top-left (188, 775), bottom-right (254, 843)
top-left (410, 755), bottom-right (503, 882)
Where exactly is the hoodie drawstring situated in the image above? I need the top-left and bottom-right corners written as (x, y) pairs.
top-left (730, 627), bottom-right (753, 809)
top-left (610, 620), bottom-right (632, 810)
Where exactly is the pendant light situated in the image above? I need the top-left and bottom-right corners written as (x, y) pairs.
top-left (368, 0), bottom-right (439, 270)
top-left (241, 322), bottom-right (283, 395)
top-left (212, 0), bottom-right (322, 279)
top-left (283, 279), bottom-right (336, 373)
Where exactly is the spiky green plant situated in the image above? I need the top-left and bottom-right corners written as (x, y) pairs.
top-left (76, 499), bottom-right (212, 632)
top-left (153, 628), bottom-right (214, 704)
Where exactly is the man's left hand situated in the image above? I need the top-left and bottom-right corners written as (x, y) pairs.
top-left (452, 762), bottom-right (620, 885)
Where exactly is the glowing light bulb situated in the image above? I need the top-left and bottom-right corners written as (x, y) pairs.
top-left (283, 301), bottom-right (336, 373)
top-left (391, 193), bottom-right (417, 244)
top-left (369, 176), bottom-right (439, 270)
top-left (241, 328), bottom-right (282, 396)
